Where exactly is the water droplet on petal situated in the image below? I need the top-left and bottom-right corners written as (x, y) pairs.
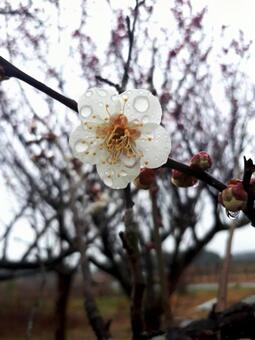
top-left (142, 115), bottom-right (150, 123)
top-left (75, 141), bottom-right (88, 153)
top-left (134, 96), bottom-right (149, 113)
top-left (104, 177), bottom-right (113, 187)
top-left (86, 91), bottom-right (92, 97)
top-left (120, 170), bottom-right (128, 177)
top-left (122, 156), bottom-right (137, 168)
top-left (80, 105), bottom-right (93, 118)
top-left (133, 119), bottom-right (140, 125)
top-left (98, 102), bottom-right (104, 107)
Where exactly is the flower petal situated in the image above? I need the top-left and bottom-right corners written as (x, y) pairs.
top-left (78, 87), bottom-right (121, 122)
top-left (69, 124), bottom-right (103, 165)
top-left (120, 89), bottom-right (162, 124)
top-left (136, 124), bottom-right (171, 168)
top-left (96, 159), bottom-right (140, 189)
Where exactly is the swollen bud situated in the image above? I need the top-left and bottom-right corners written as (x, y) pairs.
top-left (190, 151), bottom-right (212, 170)
top-left (219, 179), bottom-right (247, 212)
top-left (171, 169), bottom-right (197, 187)
top-left (134, 168), bottom-right (156, 189)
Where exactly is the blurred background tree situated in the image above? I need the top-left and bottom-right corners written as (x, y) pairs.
top-left (0, 0), bottom-right (254, 339)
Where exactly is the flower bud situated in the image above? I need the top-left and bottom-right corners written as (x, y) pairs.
top-left (219, 179), bottom-right (247, 212)
top-left (134, 168), bottom-right (156, 189)
top-left (171, 169), bottom-right (197, 187)
top-left (190, 151), bottom-right (212, 170)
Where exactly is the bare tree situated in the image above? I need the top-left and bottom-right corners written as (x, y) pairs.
top-left (0, 0), bottom-right (255, 339)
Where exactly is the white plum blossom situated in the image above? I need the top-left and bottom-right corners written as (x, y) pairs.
top-left (69, 88), bottom-right (171, 189)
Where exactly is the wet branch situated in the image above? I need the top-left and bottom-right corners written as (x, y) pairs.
top-left (0, 56), bottom-right (78, 112)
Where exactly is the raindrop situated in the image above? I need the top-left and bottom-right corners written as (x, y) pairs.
top-left (80, 105), bottom-right (92, 118)
top-left (104, 177), bottom-right (113, 187)
top-left (134, 96), bottom-right (149, 113)
top-left (86, 91), bottom-right (92, 97)
top-left (133, 119), bottom-right (140, 125)
top-left (142, 115), bottom-right (150, 123)
top-left (75, 141), bottom-right (88, 153)
top-left (120, 170), bottom-right (128, 177)
top-left (122, 156), bottom-right (137, 168)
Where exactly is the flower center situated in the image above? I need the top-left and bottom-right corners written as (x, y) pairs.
top-left (96, 113), bottom-right (141, 164)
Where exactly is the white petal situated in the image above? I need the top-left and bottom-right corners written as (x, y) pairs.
top-left (78, 87), bottom-right (121, 122)
top-left (69, 124), bottom-right (104, 165)
top-left (120, 89), bottom-right (162, 124)
top-left (136, 124), bottom-right (171, 168)
top-left (96, 159), bottom-right (140, 189)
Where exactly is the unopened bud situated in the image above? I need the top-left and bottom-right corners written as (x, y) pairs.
top-left (171, 169), bottom-right (197, 187)
top-left (134, 168), bottom-right (156, 190)
top-left (190, 151), bottom-right (212, 170)
top-left (219, 179), bottom-right (247, 212)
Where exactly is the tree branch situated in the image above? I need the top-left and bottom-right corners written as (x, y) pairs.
top-left (0, 56), bottom-right (78, 112)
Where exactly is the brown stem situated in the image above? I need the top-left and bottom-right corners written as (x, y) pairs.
top-left (120, 208), bottom-right (145, 340)
top-left (149, 185), bottom-right (172, 328)
top-left (55, 269), bottom-right (74, 340)
top-left (76, 223), bottom-right (110, 340)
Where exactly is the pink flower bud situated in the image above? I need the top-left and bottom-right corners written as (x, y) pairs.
top-left (190, 151), bottom-right (212, 170)
top-left (219, 179), bottom-right (247, 212)
top-left (171, 169), bottom-right (197, 187)
top-left (134, 168), bottom-right (156, 190)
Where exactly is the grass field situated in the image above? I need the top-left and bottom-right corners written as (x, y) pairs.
top-left (0, 278), bottom-right (254, 339)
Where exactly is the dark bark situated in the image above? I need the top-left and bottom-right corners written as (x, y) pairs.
top-left (55, 270), bottom-right (74, 340)
top-left (143, 249), bottom-right (163, 332)
top-left (120, 208), bottom-right (146, 340)
top-left (165, 302), bottom-right (255, 339)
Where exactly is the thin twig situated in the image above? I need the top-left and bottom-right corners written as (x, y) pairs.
top-left (150, 184), bottom-right (172, 328)
top-left (95, 75), bottom-right (121, 93)
top-left (120, 0), bottom-right (145, 92)
top-left (0, 56), bottom-right (78, 112)
top-left (119, 207), bottom-right (145, 340)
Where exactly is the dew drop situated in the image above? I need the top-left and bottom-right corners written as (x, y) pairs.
top-left (134, 96), bottom-right (149, 113)
top-left (86, 90), bottom-right (92, 97)
top-left (104, 176), bottom-right (113, 187)
top-left (133, 119), bottom-right (140, 125)
top-left (142, 115), bottom-right (150, 123)
top-left (120, 170), bottom-right (128, 177)
top-left (122, 156), bottom-right (137, 168)
top-left (80, 105), bottom-right (93, 118)
top-left (75, 141), bottom-right (88, 153)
